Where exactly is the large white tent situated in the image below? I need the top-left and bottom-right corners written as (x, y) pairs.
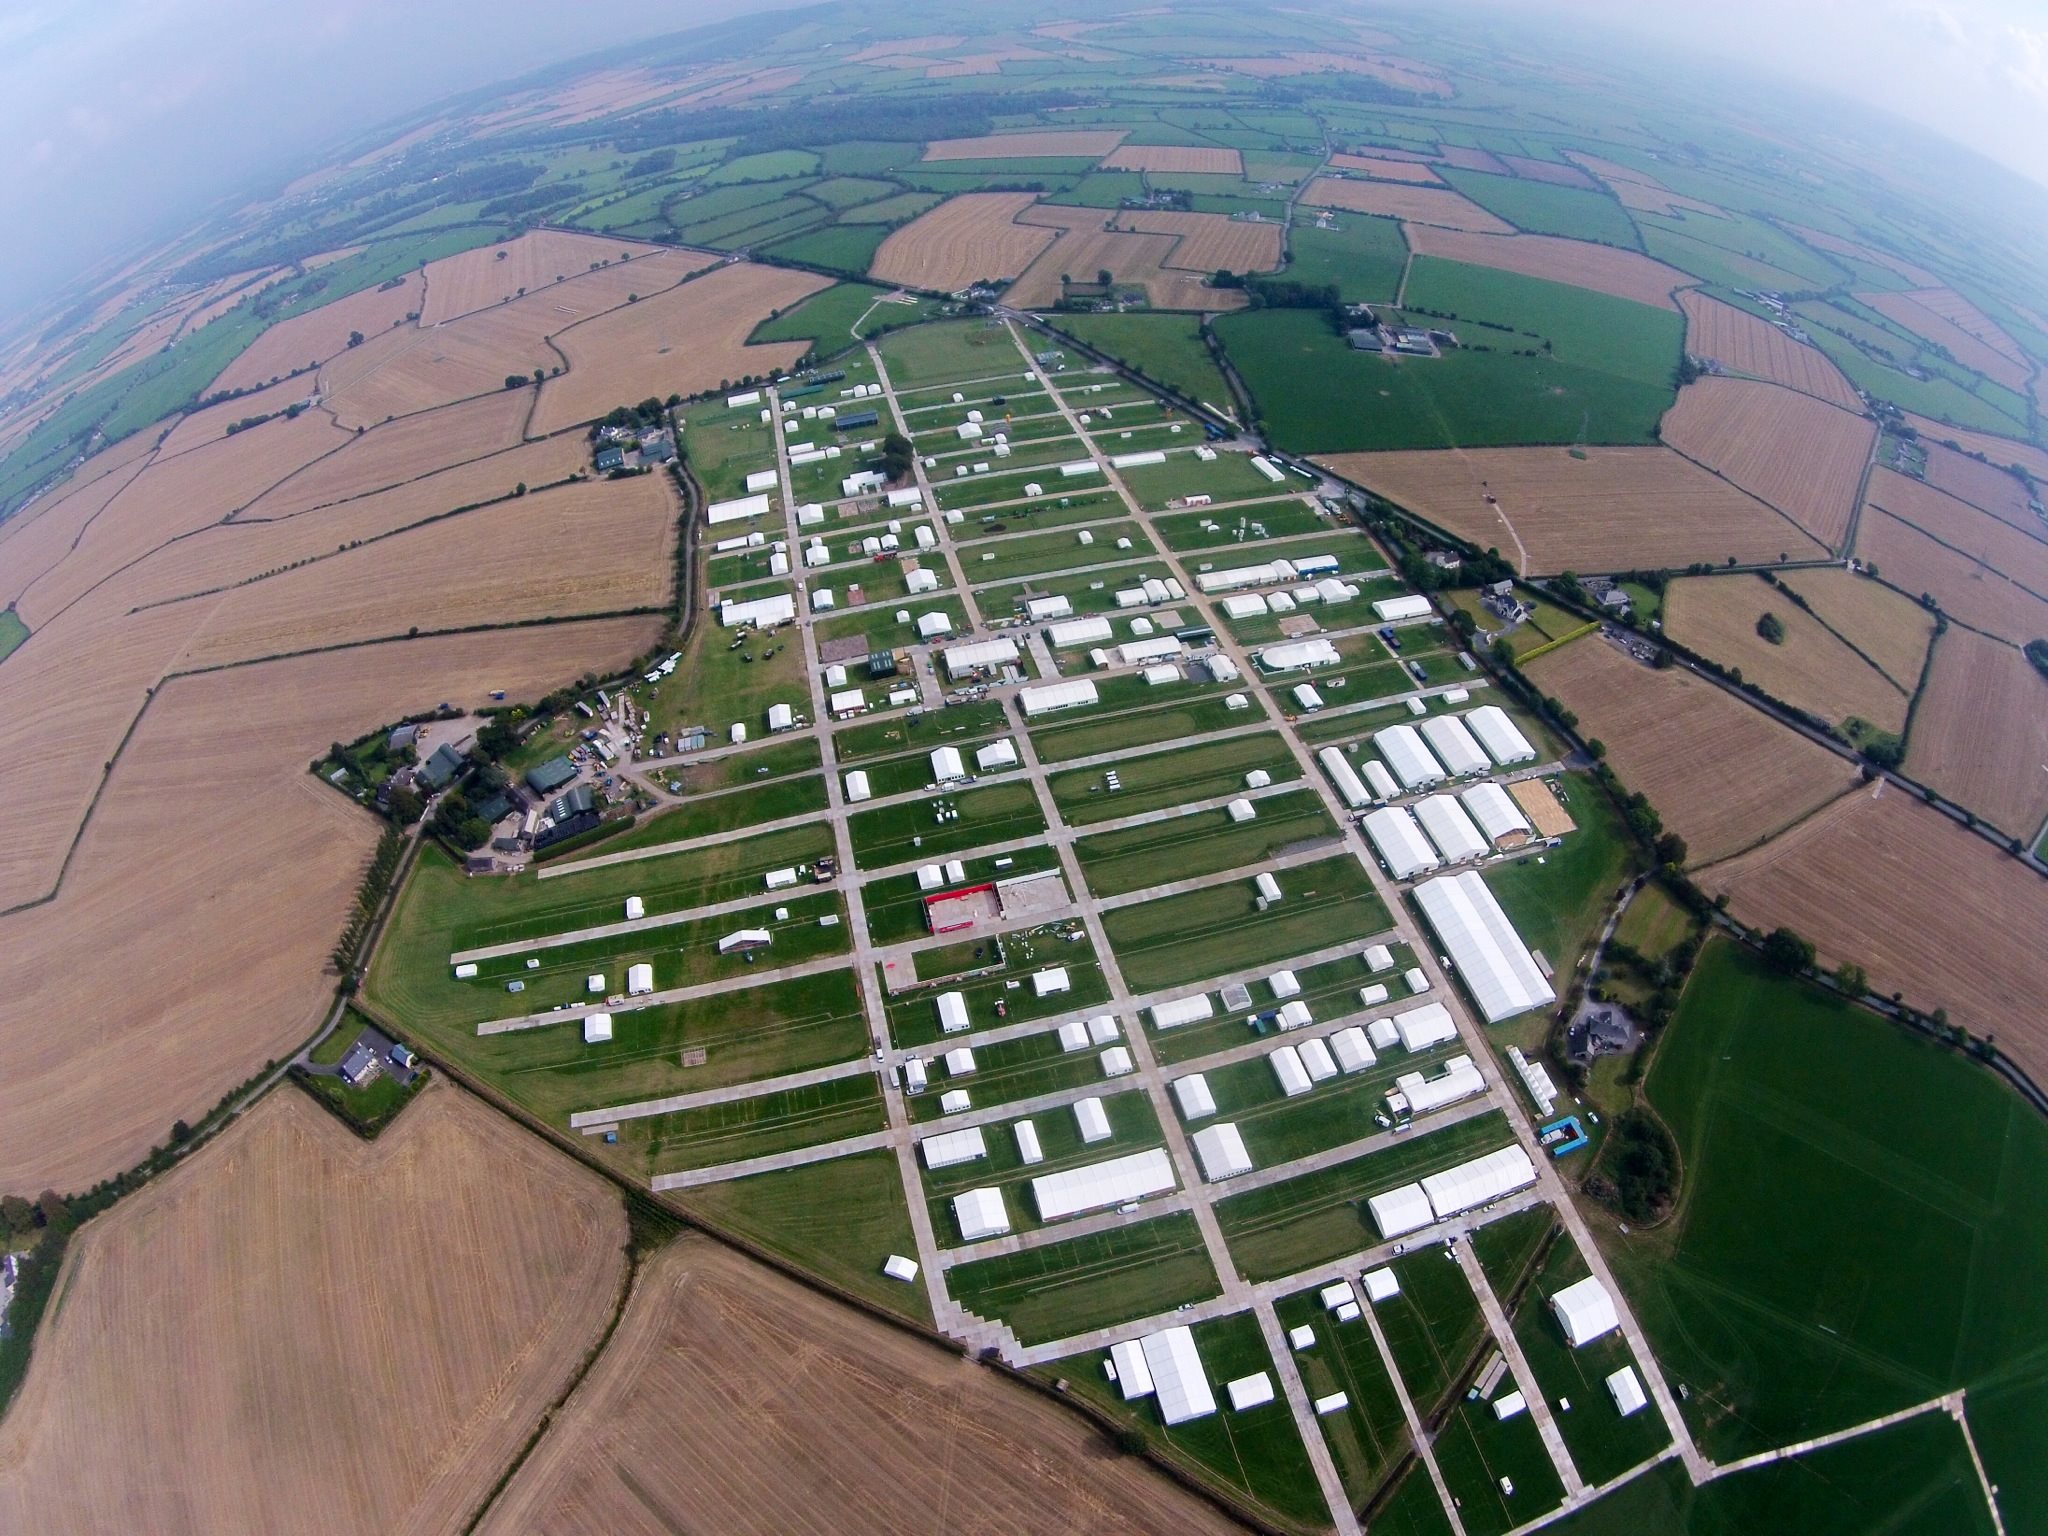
top-left (1140, 1326), bottom-right (1217, 1424)
top-left (1552, 1276), bottom-right (1622, 1347)
top-left (1192, 1123), bottom-right (1254, 1181)
top-left (1392, 1000), bottom-right (1458, 1052)
top-left (1363, 806), bottom-right (1441, 880)
top-left (1467, 705), bottom-right (1537, 765)
top-left (1030, 1148), bottom-right (1175, 1220)
top-left (1412, 870), bottom-right (1556, 1023)
top-left (953, 1188), bottom-right (1010, 1240)
top-left (1419, 714), bottom-right (1489, 778)
top-left (920, 1127), bottom-right (988, 1169)
top-left (1419, 1144), bottom-right (1536, 1220)
top-left (1019, 679), bottom-right (1099, 716)
top-left (1173, 1074), bottom-right (1217, 1120)
top-left (1367, 1183), bottom-right (1436, 1239)
top-left (1375, 725), bottom-right (1445, 790)
top-left (1319, 747), bottom-right (1374, 810)
top-left (1413, 794), bottom-right (1489, 864)
top-left (1461, 781), bottom-right (1532, 845)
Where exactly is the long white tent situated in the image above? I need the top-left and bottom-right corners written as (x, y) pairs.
top-left (1019, 679), bottom-right (1099, 716)
top-left (1375, 725), bottom-right (1445, 791)
top-left (1363, 807), bottom-right (1441, 880)
top-left (1412, 870), bottom-right (1556, 1022)
top-left (1139, 1326), bottom-right (1217, 1424)
top-left (1466, 705), bottom-right (1537, 766)
top-left (920, 1127), bottom-right (988, 1169)
top-left (1319, 747), bottom-right (1373, 810)
top-left (1030, 1147), bottom-right (1176, 1221)
top-left (1192, 1123), bottom-right (1253, 1181)
top-left (1367, 1183), bottom-right (1436, 1239)
top-left (1419, 714), bottom-right (1489, 778)
top-left (1413, 794), bottom-right (1489, 865)
top-left (1420, 1144), bottom-right (1536, 1218)
top-left (1461, 781), bottom-right (1532, 845)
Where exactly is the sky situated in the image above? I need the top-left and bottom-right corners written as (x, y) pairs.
top-left (0, 0), bottom-right (2043, 316)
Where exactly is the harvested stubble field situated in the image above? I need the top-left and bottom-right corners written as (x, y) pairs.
top-left (1663, 576), bottom-right (1909, 732)
top-left (1784, 222), bottom-right (1940, 287)
top-left (154, 372), bottom-right (324, 456)
top-left (1865, 468), bottom-right (2048, 596)
top-left (1772, 567), bottom-right (1936, 689)
top-left (1301, 176), bottom-right (1512, 233)
top-left (0, 1085), bottom-right (627, 1536)
top-left (1497, 154), bottom-right (1600, 188)
top-left (1858, 288), bottom-right (2032, 393)
top-left (1901, 413), bottom-right (2048, 483)
top-left (1328, 152), bottom-right (1441, 182)
top-left (0, 431), bottom-right (156, 609)
top-left (417, 229), bottom-right (670, 324)
top-left (1903, 626), bottom-right (2048, 837)
top-left (1525, 634), bottom-right (1857, 863)
top-left (1114, 210), bottom-right (1284, 275)
top-left (531, 262), bottom-right (829, 434)
top-left (1401, 224), bottom-right (1692, 309)
top-left (864, 191), bottom-right (1056, 294)
top-left (179, 473), bottom-right (675, 667)
top-left (1228, 50), bottom-right (1450, 94)
top-left (209, 270), bottom-right (425, 394)
top-left (0, 616), bottom-right (659, 1192)
top-left (1101, 144), bottom-right (1243, 174)
top-left (1660, 376), bottom-right (1875, 549)
top-left (920, 130), bottom-right (1127, 160)
top-left (1919, 442), bottom-right (2042, 535)
top-left (1007, 208), bottom-right (1249, 312)
top-left (245, 389), bottom-right (533, 518)
top-left (475, 1235), bottom-right (1242, 1536)
top-left (1855, 507), bottom-right (2048, 645)
top-left (1318, 446), bottom-right (1824, 574)
top-left (1704, 784), bottom-right (2048, 1063)
top-left (1677, 292), bottom-right (1863, 411)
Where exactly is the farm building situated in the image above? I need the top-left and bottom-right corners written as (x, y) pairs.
top-left (1257, 638), bottom-right (1341, 671)
top-left (1419, 715), bottom-right (1489, 778)
top-left (920, 1127), bottom-right (989, 1169)
top-left (1393, 1000), bottom-right (1458, 1052)
top-left (1074, 1096), bottom-right (1113, 1144)
top-left (720, 593), bottom-right (797, 628)
top-left (943, 637), bottom-right (1021, 679)
top-left (1030, 1147), bottom-right (1176, 1220)
top-left (1015, 1120), bottom-right (1044, 1164)
top-left (953, 1188), bottom-right (1010, 1241)
top-left (1373, 594), bottom-right (1433, 622)
top-left (1019, 679), bottom-right (1099, 716)
top-left (525, 756), bottom-right (577, 795)
top-left (1150, 994), bottom-right (1215, 1031)
top-left (1374, 725), bottom-right (1445, 790)
top-left (1320, 747), bottom-right (1374, 810)
top-left (1192, 1124), bottom-right (1254, 1181)
top-left (1363, 807), bottom-right (1441, 880)
top-left (1461, 782), bottom-right (1532, 846)
top-left (1412, 870), bottom-right (1556, 1022)
top-left (1048, 616), bottom-right (1114, 647)
top-left (582, 1013), bottom-right (613, 1045)
top-left (1467, 705), bottom-right (1537, 765)
top-left (1173, 1074), bottom-right (1217, 1119)
top-left (1413, 795), bottom-right (1489, 864)
top-left (1552, 1277), bottom-right (1621, 1347)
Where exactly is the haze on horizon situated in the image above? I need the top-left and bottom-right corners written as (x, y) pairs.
top-left (0, 0), bottom-right (2041, 318)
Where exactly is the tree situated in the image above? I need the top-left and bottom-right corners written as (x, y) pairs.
top-left (1096, 268), bottom-right (1112, 288)
top-left (1761, 926), bottom-right (1815, 974)
top-left (1835, 962), bottom-right (1867, 996)
top-left (1584, 738), bottom-right (1606, 760)
top-left (386, 784), bottom-right (424, 827)
top-left (1756, 611), bottom-right (1786, 645)
top-left (1653, 832), bottom-right (1688, 867)
top-left (2026, 638), bottom-right (2048, 679)
top-left (880, 431), bottom-right (915, 482)
top-left (346, 329), bottom-right (364, 348)
top-left (0, 1194), bottom-right (34, 1235)
top-left (37, 1190), bottom-right (73, 1234)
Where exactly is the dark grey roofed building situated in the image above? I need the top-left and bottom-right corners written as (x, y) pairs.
top-left (417, 742), bottom-right (466, 791)
top-left (526, 756), bottom-right (578, 795)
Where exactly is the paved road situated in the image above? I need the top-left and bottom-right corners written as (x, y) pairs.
top-left (569, 1056), bottom-right (877, 1131)
top-left (1455, 1238), bottom-right (1586, 1498)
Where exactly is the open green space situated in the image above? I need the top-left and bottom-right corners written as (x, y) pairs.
top-left (1053, 1310), bottom-right (1332, 1531)
top-left (1117, 450), bottom-right (1297, 511)
top-left (1275, 1285), bottom-right (1413, 1504)
top-left (1437, 169), bottom-right (1641, 247)
top-left (846, 778), bottom-right (1046, 869)
top-left (1285, 217), bottom-right (1410, 304)
top-left (683, 1149), bottom-right (930, 1324)
top-left (1610, 938), bottom-right (2048, 1529)
top-left (1049, 732), bottom-right (1299, 825)
top-left (1204, 1042), bottom-right (1460, 1169)
top-left (834, 697), bottom-right (1008, 762)
top-left (922, 1087), bottom-right (1162, 1237)
top-left (955, 519), bottom-right (1154, 582)
top-left (878, 318), bottom-right (1029, 388)
top-left (946, 1212), bottom-right (1221, 1345)
top-left (625, 1073), bottom-right (886, 1176)
top-left (1102, 853), bottom-right (1391, 994)
top-left (659, 736), bottom-right (820, 795)
top-left (0, 610), bottom-right (26, 664)
top-left (1077, 790), bottom-right (1338, 899)
top-left (637, 604), bottom-right (808, 740)
top-left (1480, 771), bottom-right (1634, 987)
top-left (906, 1017), bottom-right (1116, 1125)
top-left (884, 937), bottom-right (1110, 1051)
top-left (1152, 497), bottom-right (1331, 550)
top-left (1401, 259), bottom-right (1680, 391)
top-left (1028, 693), bottom-right (1256, 765)
top-left (750, 281), bottom-right (939, 351)
top-left (1429, 1380), bottom-right (1567, 1536)
top-left (1040, 312), bottom-right (1235, 413)
top-left (1215, 1112), bottom-right (1509, 1281)
top-left (597, 773), bottom-right (829, 856)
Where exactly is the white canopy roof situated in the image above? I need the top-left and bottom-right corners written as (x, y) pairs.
top-left (1375, 725), bottom-right (1444, 790)
top-left (1074, 1096), bottom-right (1112, 1143)
top-left (920, 1126), bottom-right (988, 1169)
top-left (1150, 994), bottom-right (1214, 1031)
top-left (1368, 1183), bottom-right (1436, 1239)
top-left (936, 991), bottom-right (971, 1033)
top-left (1192, 1123), bottom-right (1253, 1181)
top-left (1467, 704), bottom-right (1537, 765)
top-left (1552, 1276), bottom-right (1622, 1347)
top-left (1019, 679), bottom-right (1099, 716)
top-left (1393, 1054), bottom-right (1486, 1114)
top-left (1606, 1365), bottom-right (1648, 1416)
top-left (1414, 794), bottom-right (1489, 864)
top-left (953, 1187), bottom-right (1010, 1240)
top-left (1330, 1026), bottom-right (1377, 1073)
top-left (1461, 780), bottom-right (1532, 844)
top-left (1421, 1144), bottom-right (1537, 1220)
top-left (1110, 1338), bottom-right (1155, 1400)
top-left (1320, 747), bottom-right (1373, 809)
top-left (1031, 1147), bottom-right (1175, 1220)
top-left (1419, 714), bottom-right (1489, 777)
top-left (1173, 1074), bottom-right (1217, 1120)
top-left (1140, 1326), bottom-right (1216, 1424)
top-left (1226, 1372), bottom-right (1275, 1411)
top-left (1363, 806), bottom-right (1440, 880)
top-left (1412, 869), bottom-right (1556, 1023)
top-left (1270, 1045), bottom-right (1312, 1097)
top-left (942, 637), bottom-right (1020, 678)
top-left (1015, 1119), bottom-right (1044, 1164)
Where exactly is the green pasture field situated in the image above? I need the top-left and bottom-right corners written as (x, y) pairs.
top-left (1612, 882), bottom-right (1695, 962)
top-left (702, 149), bottom-right (820, 185)
top-left (833, 697), bottom-right (1008, 762)
top-left (1371, 1467), bottom-right (1458, 1536)
top-left (1273, 1285), bottom-right (1413, 1504)
top-left (973, 560), bottom-right (1176, 622)
top-left (1103, 852), bottom-right (1391, 994)
top-left (1401, 259), bottom-right (1681, 389)
top-left (846, 779), bottom-right (1046, 869)
top-left (945, 1212), bottom-right (1221, 1345)
top-left (919, 1087), bottom-right (1162, 1231)
top-left (1636, 208), bottom-right (1847, 291)
top-left (905, 1019), bottom-right (1128, 1123)
top-left (1150, 944), bottom-right (1418, 1068)
top-left (594, 773), bottom-right (829, 857)
top-left (839, 190), bottom-right (943, 223)
top-left (1027, 692), bottom-right (1253, 765)
top-left (883, 945), bottom-right (1112, 1051)
top-left (1374, 1244), bottom-right (1490, 1416)
top-left (859, 847), bottom-right (1065, 946)
top-left (1053, 1310), bottom-right (1332, 1530)
top-left (1611, 939), bottom-right (2048, 1528)
top-left (1201, 1042), bottom-right (1460, 1169)
top-left (637, 608), bottom-right (808, 740)
top-left (1049, 733), bottom-right (1301, 824)
top-left (1471, 1205), bottom-right (1556, 1297)
top-left (761, 221), bottom-right (888, 273)
top-left (1542, 1412), bottom-right (1997, 1536)
top-left (802, 175), bottom-right (897, 210)
top-left (816, 140), bottom-right (921, 176)
top-left (0, 611), bottom-right (28, 663)
top-left (1285, 217), bottom-right (1410, 304)
top-left (810, 599), bottom-right (965, 654)
top-left (1437, 169), bottom-right (1640, 248)
top-left (902, 387), bottom-right (1052, 432)
top-left (1479, 771), bottom-right (1635, 997)
top-left (681, 1149), bottom-right (929, 1324)
top-left (1152, 497), bottom-right (1330, 550)
top-left (1214, 1111), bottom-right (1509, 1280)
top-left (1077, 789), bottom-right (1339, 898)
top-left (878, 318), bottom-right (1028, 387)
top-left (1117, 450), bottom-right (1297, 511)
top-left (1430, 1382), bottom-right (1567, 1536)
top-left (1039, 312), bottom-right (1235, 412)
top-left (622, 1073), bottom-right (887, 1177)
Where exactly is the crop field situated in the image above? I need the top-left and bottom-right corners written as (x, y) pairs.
top-left (1703, 785), bottom-right (2048, 1060)
top-left (1868, 467), bottom-right (2048, 593)
top-left (1903, 627), bottom-right (2048, 836)
top-left (1006, 207), bottom-right (1249, 312)
top-left (179, 473), bottom-right (675, 666)
top-left (416, 229), bottom-right (673, 324)
top-left (1102, 852), bottom-right (1389, 992)
top-left (1662, 574), bottom-right (1909, 731)
top-left (1660, 377), bottom-right (1874, 548)
top-left (0, 1085), bottom-right (626, 1536)
top-left (1900, 412), bottom-right (2048, 483)
top-left (531, 262), bottom-right (831, 433)
top-left (477, 1234), bottom-right (1242, 1536)
top-left (0, 435), bottom-right (155, 610)
top-left (0, 616), bottom-right (656, 1192)
top-left (1101, 144), bottom-right (1244, 174)
top-left (1301, 176), bottom-right (1512, 232)
top-left (1919, 441), bottom-right (2042, 532)
top-left (1770, 567), bottom-right (1936, 688)
top-left (922, 130), bottom-right (1128, 160)
top-left (1854, 506), bottom-right (2048, 644)
top-left (1677, 292), bottom-right (1864, 410)
top-left (1526, 634), bottom-right (1857, 863)
top-left (1436, 167), bottom-right (1641, 247)
top-left (209, 271), bottom-right (426, 393)
top-left (1608, 939), bottom-right (2048, 1525)
top-left (1322, 445), bottom-right (1825, 573)
top-left (1400, 224), bottom-right (1690, 308)
top-left (1114, 210), bottom-right (1285, 275)
top-left (1860, 288), bottom-right (2032, 393)
top-left (869, 192), bottom-right (1057, 293)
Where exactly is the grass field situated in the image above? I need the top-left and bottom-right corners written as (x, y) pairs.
top-left (1041, 313), bottom-right (1235, 413)
top-left (1285, 217), bottom-right (1410, 303)
top-left (0, 610), bottom-right (25, 664)
top-left (1609, 939), bottom-right (2048, 1530)
top-left (1480, 772), bottom-right (1634, 987)
top-left (1151, 497), bottom-right (1331, 550)
top-left (946, 1212), bottom-right (1221, 1344)
top-left (748, 281), bottom-right (939, 350)
top-left (878, 316), bottom-right (1031, 387)
top-left (1437, 169), bottom-right (1641, 247)
top-left (1048, 732), bottom-right (1300, 824)
top-left (846, 779), bottom-right (1046, 869)
top-left (1078, 791), bottom-right (1338, 898)
top-left (621, 1074), bottom-right (888, 1177)
top-left (1028, 693), bottom-right (1255, 764)
top-left (1274, 1284), bottom-right (1413, 1503)
top-left (1102, 853), bottom-right (1391, 993)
